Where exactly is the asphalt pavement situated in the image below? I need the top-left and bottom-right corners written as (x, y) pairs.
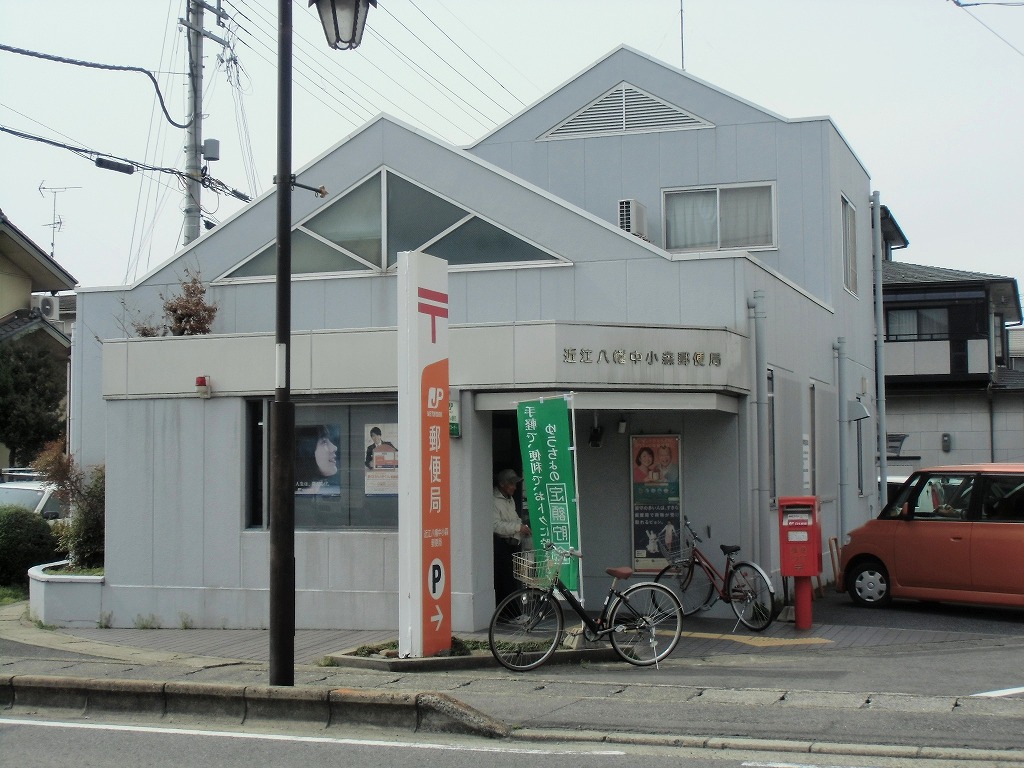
top-left (4, 590), bottom-right (1024, 762)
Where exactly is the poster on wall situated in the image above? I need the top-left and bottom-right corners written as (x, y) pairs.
top-left (294, 424), bottom-right (342, 496)
top-left (364, 423), bottom-right (399, 496)
top-left (630, 434), bottom-right (681, 573)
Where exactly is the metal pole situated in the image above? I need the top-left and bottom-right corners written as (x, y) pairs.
top-left (835, 337), bottom-right (848, 540)
top-left (749, 290), bottom-right (771, 568)
top-left (183, 0), bottom-right (203, 245)
top-left (269, 0), bottom-right (295, 687)
top-left (871, 192), bottom-right (887, 510)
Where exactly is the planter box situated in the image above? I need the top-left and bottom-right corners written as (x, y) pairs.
top-left (29, 560), bottom-right (105, 628)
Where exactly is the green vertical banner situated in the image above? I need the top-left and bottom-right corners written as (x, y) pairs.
top-left (517, 397), bottom-right (581, 591)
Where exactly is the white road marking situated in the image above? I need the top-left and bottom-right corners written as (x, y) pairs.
top-left (970, 685), bottom-right (1024, 698)
top-left (743, 762), bottom-right (881, 768)
top-left (0, 717), bottom-right (624, 755)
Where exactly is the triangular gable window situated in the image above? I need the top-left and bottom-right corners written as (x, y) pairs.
top-left (543, 83), bottom-right (713, 140)
top-left (222, 170), bottom-right (563, 280)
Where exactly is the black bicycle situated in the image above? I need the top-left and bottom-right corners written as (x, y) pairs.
top-left (488, 541), bottom-right (683, 672)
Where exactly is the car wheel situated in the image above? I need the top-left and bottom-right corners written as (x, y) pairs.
top-left (848, 560), bottom-right (891, 607)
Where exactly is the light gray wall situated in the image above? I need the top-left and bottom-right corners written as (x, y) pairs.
top-left (65, 47), bottom-right (879, 628)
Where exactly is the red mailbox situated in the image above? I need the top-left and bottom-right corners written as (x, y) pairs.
top-left (778, 496), bottom-right (821, 630)
top-left (778, 496), bottom-right (822, 577)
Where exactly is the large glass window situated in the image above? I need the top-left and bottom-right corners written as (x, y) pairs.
top-left (224, 170), bottom-right (563, 280)
top-left (247, 400), bottom-right (399, 530)
top-left (665, 184), bottom-right (773, 252)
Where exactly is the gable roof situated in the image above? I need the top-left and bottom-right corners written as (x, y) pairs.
top-left (0, 209), bottom-right (77, 292)
top-left (0, 310), bottom-right (71, 347)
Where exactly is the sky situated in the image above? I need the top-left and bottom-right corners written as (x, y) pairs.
top-left (2, 0), bottom-right (1023, 294)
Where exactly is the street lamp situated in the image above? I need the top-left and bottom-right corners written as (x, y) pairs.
top-left (270, 0), bottom-right (374, 688)
top-left (311, 0), bottom-right (377, 49)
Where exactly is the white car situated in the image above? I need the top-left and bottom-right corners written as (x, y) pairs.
top-left (0, 480), bottom-right (68, 521)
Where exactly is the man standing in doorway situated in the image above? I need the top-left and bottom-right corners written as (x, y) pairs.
top-left (493, 468), bottom-right (530, 603)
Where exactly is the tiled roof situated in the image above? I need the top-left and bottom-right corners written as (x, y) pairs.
top-left (0, 311), bottom-right (70, 346)
top-left (994, 367), bottom-right (1024, 391)
top-left (882, 260), bottom-right (1013, 285)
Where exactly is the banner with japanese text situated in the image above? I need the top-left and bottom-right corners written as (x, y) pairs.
top-left (517, 397), bottom-right (580, 591)
top-left (631, 434), bottom-right (682, 572)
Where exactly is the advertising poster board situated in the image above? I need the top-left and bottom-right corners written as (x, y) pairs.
top-left (630, 434), bottom-right (682, 573)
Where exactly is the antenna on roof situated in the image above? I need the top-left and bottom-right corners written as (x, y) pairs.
top-left (37, 181), bottom-right (80, 259)
top-left (680, 0), bottom-right (685, 70)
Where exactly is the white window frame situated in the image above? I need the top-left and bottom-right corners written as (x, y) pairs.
top-left (842, 195), bottom-right (857, 294)
top-left (663, 182), bottom-right (776, 253)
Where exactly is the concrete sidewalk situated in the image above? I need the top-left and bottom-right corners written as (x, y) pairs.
top-left (5, 599), bottom-right (1024, 762)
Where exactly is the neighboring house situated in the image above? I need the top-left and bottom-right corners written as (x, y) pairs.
top-left (0, 209), bottom-right (77, 467)
top-left (64, 47), bottom-right (885, 630)
top-left (882, 259), bottom-right (1024, 473)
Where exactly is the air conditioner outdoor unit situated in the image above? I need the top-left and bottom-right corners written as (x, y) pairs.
top-left (31, 295), bottom-right (60, 321)
top-left (617, 199), bottom-right (648, 238)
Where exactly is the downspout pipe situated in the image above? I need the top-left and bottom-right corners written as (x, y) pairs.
top-left (748, 290), bottom-right (771, 567)
top-left (835, 337), bottom-right (849, 540)
top-left (871, 192), bottom-right (887, 510)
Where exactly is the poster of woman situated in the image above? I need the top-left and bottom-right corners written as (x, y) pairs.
top-left (630, 434), bottom-right (681, 572)
top-left (294, 424), bottom-right (341, 496)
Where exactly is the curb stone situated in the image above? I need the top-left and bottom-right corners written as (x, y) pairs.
top-left (516, 728), bottom-right (1024, 764)
top-left (3, 675), bottom-right (508, 737)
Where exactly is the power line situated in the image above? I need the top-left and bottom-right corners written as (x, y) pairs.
top-left (950, 0), bottom-right (1024, 58)
top-left (0, 124), bottom-right (251, 202)
top-left (0, 42), bottom-right (194, 129)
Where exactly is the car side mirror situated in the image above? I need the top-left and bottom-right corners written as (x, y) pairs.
top-left (899, 502), bottom-right (912, 520)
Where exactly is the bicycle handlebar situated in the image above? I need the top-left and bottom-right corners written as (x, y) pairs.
top-left (682, 515), bottom-right (702, 543)
top-left (542, 540), bottom-right (582, 558)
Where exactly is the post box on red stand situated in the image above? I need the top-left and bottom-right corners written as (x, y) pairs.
top-left (778, 496), bottom-right (822, 629)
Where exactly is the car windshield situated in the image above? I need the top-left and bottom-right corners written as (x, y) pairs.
top-left (880, 473), bottom-right (974, 519)
top-left (0, 486), bottom-right (44, 511)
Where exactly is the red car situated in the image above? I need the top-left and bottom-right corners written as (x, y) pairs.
top-left (840, 464), bottom-right (1024, 609)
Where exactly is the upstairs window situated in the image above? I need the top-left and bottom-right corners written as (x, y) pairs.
top-left (665, 184), bottom-right (774, 252)
top-left (887, 308), bottom-right (950, 341)
top-left (842, 196), bottom-right (857, 293)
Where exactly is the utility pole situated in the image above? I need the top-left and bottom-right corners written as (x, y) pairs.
top-left (180, 0), bottom-right (230, 245)
top-left (183, 0), bottom-right (204, 245)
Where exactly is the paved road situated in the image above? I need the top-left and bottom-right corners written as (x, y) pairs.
top-left (4, 593), bottom-right (1024, 762)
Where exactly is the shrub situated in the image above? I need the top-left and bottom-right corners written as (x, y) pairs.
top-left (0, 504), bottom-right (58, 585)
top-left (32, 441), bottom-right (105, 569)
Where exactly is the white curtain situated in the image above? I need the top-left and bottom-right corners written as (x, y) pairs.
top-left (887, 309), bottom-right (917, 340)
top-left (665, 190), bottom-right (717, 249)
top-left (720, 186), bottom-right (772, 248)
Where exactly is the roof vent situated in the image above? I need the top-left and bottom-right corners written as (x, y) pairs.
top-left (618, 199), bottom-right (647, 238)
top-left (543, 83), bottom-right (713, 140)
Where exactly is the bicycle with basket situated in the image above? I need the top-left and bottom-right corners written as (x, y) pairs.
top-left (653, 515), bottom-right (777, 631)
top-left (488, 540), bottom-right (684, 672)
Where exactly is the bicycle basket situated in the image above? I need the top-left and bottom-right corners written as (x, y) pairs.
top-left (513, 548), bottom-right (562, 587)
top-left (655, 526), bottom-right (693, 564)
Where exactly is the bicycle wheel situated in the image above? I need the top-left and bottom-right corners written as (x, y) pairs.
top-left (488, 588), bottom-right (564, 672)
top-left (608, 582), bottom-right (683, 666)
top-left (655, 557), bottom-right (715, 616)
top-left (727, 561), bottom-right (776, 631)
